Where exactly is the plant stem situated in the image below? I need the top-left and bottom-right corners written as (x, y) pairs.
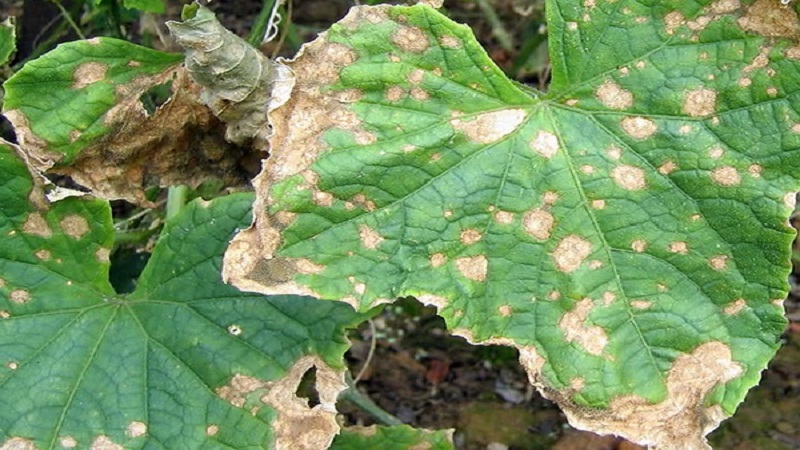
top-left (339, 373), bottom-right (403, 426)
top-left (166, 185), bottom-right (189, 220)
top-left (248, 0), bottom-right (278, 47)
top-left (475, 0), bottom-right (513, 52)
top-left (107, 0), bottom-right (126, 39)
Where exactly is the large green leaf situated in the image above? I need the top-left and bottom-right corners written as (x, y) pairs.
top-left (0, 141), bottom-right (365, 449)
top-left (223, 3), bottom-right (800, 448)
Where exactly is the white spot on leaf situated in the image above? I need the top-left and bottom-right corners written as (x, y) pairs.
top-left (724, 298), bottom-right (747, 315)
top-left (559, 298), bottom-right (608, 355)
top-left (126, 421), bottom-right (147, 438)
top-left (60, 215), bottom-right (89, 239)
top-left (359, 224), bottom-right (384, 250)
top-left (392, 25), bottom-right (429, 53)
top-left (530, 131), bottom-right (559, 158)
top-left (73, 62), bottom-right (108, 89)
top-left (552, 235), bottom-right (593, 273)
top-left (682, 88), bottom-right (717, 117)
top-left (596, 80), bottom-right (634, 109)
top-left (711, 166), bottom-right (741, 186)
top-left (523, 209), bottom-right (555, 240)
top-left (611, 165), bottom-right (646, 190)
top-left (451, 109), bottom-right (527, 144)
top-left (456, 255), bottom-right (488, 281)
top-left (620, 116), bottom-right (657, 139)
top-left (460, 229), bottom-right (483, 245)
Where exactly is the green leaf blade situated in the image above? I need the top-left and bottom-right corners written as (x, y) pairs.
top-left (0, 144), bottom-right (366, 448)
top-left (224, 3), bottom-right (800, 448)
top-left (2, 38), bottom-right (181, 164)
top-left (0, 17), bottom-right (15, 67)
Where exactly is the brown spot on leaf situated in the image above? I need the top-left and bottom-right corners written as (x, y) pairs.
top-left (35, 249), bottom-right (50, 261)
top-left (709, 255), bottom-right (728, 270)
top-left (313, 191), bottom-right (334, 207)
top-left (60, 436), bottom-right (78, 448)
top-left (561, 341), bottom-right (741, 449)
top-left (658, 161), bottom-right (678, 175)
top-left (711, 166), bottom-right (741, 186)
top-left (393, 25), bottom-right (429, 53)
top-left (494, 211), bottom-right (514, 224)
top-left (723, 298), bottom-right (747, 315)
top-left (748, 164), bottom-right (762, 178)
top-left (450, 109), bottom-right (526, 144)
top-left (10, 290), bottom-right (29, 304)
top-left (596, 80), bottom-right (633, 110)
top-left (0, 311), bottom-right (9, 319)
top-left (460, 229), bottom-right (483, 245)
top-left (227, 324), bottom-right (242, 336)
top-left (410, 87), bottom-right (429, 101)
top-left (620, 116), bottom-right (657, 139)
top-left (126, 421), bottom-right (147, 438)
top-left (73, 62), bottom-right (107, 89)
top-left (216, 356), bottom-right (346, 450)
top-left (611, 165), bottom-right (646, 190)
top-left (552, 235), bottom-right (592, 273)
top-left (664, 11), bottom-right (684, 34)
top-left (606, 145), bottom-right (622, 160)
top-left (206, 425), bottom-right (219, 436)
top-left (359, 225), bottom-right (384, 250)
top-left (683, 88), bottom-right (717, 117)
top-left (439, 35), bottom-right (460, 48)
top-left (631, 300), bottom-right (653, 309)
top-left (602, 292), bottom-right (616, 305)
top-left (417, 294), bottom-right (449, 310)
top-left (523, 209), bottom-right (555, 240)
top-left (738, 0), bottom-right (800, 38)
top-left (90, 435), bottom-right (122, 450)
top-left (497, 305), bottom-right (512, 317)
top-left (386, 86), bottom-right (405, 101)
top-left (0, 438), bottom-right (37, 450)
top-left (23, 213), bottom-right (52, 238)
top-left (590, 199), bottom-right (606, 209)
top-left (530, 131), bottom-right (559, 158)
top-left (543, 191), bottom-right (560, 204)
top-left (571, 377), bottom-right (585, 391)
top-left (59, 215), bottom-right (89, 239)
top-left (455, 255), bottom-right (488, 282)
top-left (296, 259), bottom-right (326, 275)
top-left (430, 253), bottom-right (447, 268)
top-left (669, 241), bottom-right (689, 254)
top-left (631, 239), bottom-right (647, 252)
top-left (559, 298), bottom-right (608, 356)
top-left (96, 248), bottom-right (110, 264)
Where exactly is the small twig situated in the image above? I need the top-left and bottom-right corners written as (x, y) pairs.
top-left (247, 0), bottom-right (278, 47)
top-left (166, 185), bottom-right (189, 221)
top-left (270, 0), bottom-right (292, 59)
top-left (353, 319), bottom-right (376, 384)
top-left (475, 0), bottom-right (513, 52)
top-left (339, 372), bottom-right (404, 426)
top-left (49, 0), bottom-right (85, 40)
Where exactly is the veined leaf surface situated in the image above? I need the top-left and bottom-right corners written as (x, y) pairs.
top-left (223, 3), bottom-right (800, 448)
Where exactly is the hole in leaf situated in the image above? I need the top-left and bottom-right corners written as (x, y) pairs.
top-left (139, 78), bottom-right (174, 115)
top-left (296, 366), bottom-right (321, 408)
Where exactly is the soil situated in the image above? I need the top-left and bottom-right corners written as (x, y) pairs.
top-left (2, 1), bottom-right (799, 449)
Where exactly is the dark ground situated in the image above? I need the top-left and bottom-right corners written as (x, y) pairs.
top-left (1, 0), bottom-right (799, 449)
